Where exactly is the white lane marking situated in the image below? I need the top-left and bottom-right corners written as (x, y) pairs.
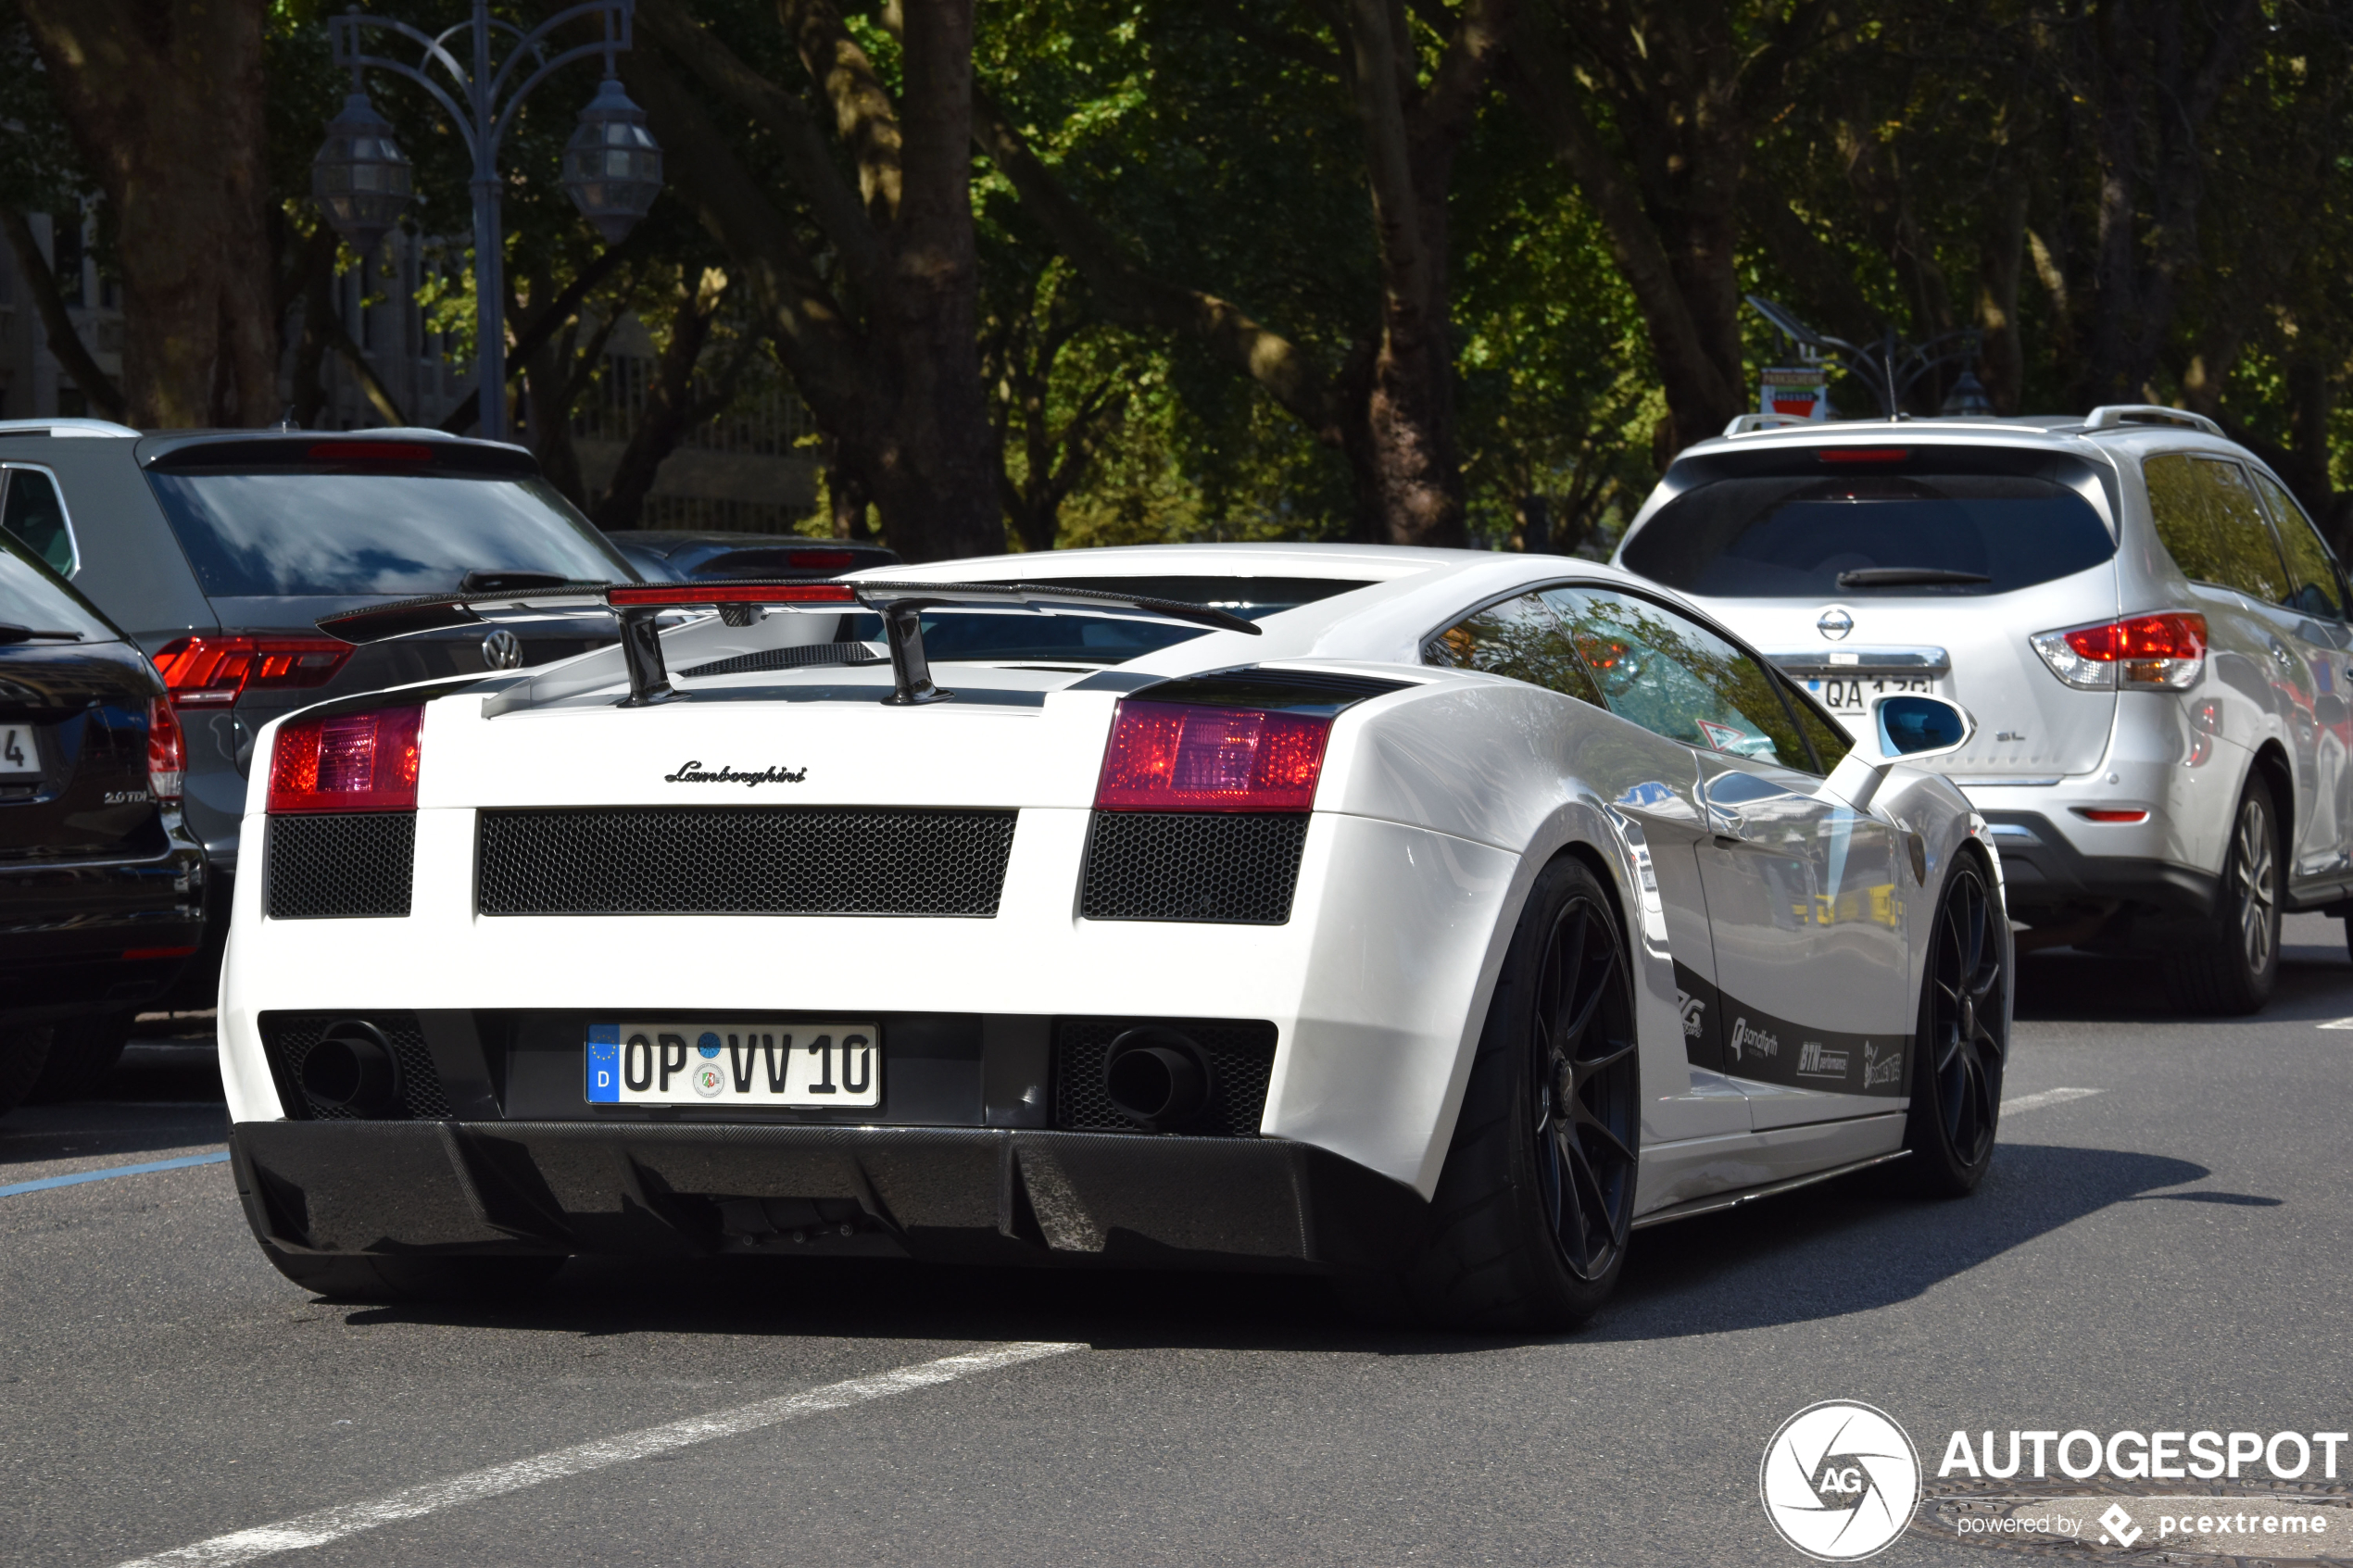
top-left (2002, 1086), bottom-right (2103, 1114)
top-left (114, 1341), bottom-right (1082, 1568)
top-left (2317, 1018), bottom-right (2353, 1030)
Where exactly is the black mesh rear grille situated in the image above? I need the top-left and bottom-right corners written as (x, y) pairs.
top-left (257, 1012), bottom-right (451, 1121)
top-left (684, 643), bottom-right (886, 678)
top-left (1080, 812), bottom-right (1308, 923)
top-left (478, 807), bottom-right (1018, 916)
top-left (267, 813), bottom-right (415, 919)
top-left (1052, 1019), bottom-right (1277, 1136)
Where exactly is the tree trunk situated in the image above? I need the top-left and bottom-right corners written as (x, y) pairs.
top-left (865, 0), bottom-right (1000, 560)
top-left (1975, 187), bottom-right (2029, 416)
top-left (18, 0), bottom-right (275, 427)
top-left (591, 271), bottom-right (735, 532)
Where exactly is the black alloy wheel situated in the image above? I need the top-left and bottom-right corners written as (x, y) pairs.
top-left (1529, 895), bottom-right (1642, 1282)
top-left (1371, 856), bottom-right (1642, 1331)
top-left (2164, 773), bottom-right (2282, 1016)
top-left (1905, 855), bottom-right (2007, 1196)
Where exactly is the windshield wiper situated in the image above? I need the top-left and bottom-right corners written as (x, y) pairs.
top-left (1834, 567), bottom-right (1992, 588)
top-left (0, 623), bottom-right (85, 643)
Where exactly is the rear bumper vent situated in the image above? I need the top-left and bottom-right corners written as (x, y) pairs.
top-left (258, 1011), bottom-right (452, 1121)
top-left (1080, 812), bottom-right (1309, 924)
top-left (477, 807), bottom-right (1018, 917)
top-left (266, 812), bottom-right (415, 919)
top-left (1052, 1018), bottom-right (1277, 1136)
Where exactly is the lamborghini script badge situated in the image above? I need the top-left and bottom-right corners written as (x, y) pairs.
top-left (663, 761), bottom-right (809, 785)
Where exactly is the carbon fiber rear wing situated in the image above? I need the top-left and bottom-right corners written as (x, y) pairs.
top-left (314, 579), bottom-right (1260, 707)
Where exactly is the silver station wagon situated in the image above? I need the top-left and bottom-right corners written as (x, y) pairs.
top-left (1616, 405), bottom-right (2352, 1015)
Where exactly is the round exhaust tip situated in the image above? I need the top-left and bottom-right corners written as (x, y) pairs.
top-left (301, 1020), bottom-right (403, 1114)
top-left (1101, 1027), bottom-right (1213, 1130)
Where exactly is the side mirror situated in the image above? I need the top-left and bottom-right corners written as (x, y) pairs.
top-left (1827, 694), bottom-right (1976, 810)
top-left (1875, 693), bottom-right (1973, 760)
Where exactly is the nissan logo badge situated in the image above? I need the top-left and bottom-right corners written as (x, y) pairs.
top-left (482, 629), bottom-right (524, 670)
top-left (1817, 608), bottom-right (1854, 641)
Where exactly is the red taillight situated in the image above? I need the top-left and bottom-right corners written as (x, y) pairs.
top-left (2032, 612), bottom-right (2207, 692)
top-left (2075, 808), bottom-right (2151, 823)
top-left (608, 583), bottom-right (858, 607)
top-left (787, 548), bottom-right (856, 571)
top-left (2060, 612), bottom-right (2208, 663)
top-left (146, 697), bottom-right (183, 803)
top-left (269, 706), bottom-right (423, 813)
top-left (153, 635), bottom-right (353, 708)
top-left (1818, 448), bottom-right (1910, 464)
top-left (1095, 700), bottom-right (1331, 811)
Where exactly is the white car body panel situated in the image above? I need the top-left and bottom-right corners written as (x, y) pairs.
top-left (220, 545), bottom-right (2001, 1265)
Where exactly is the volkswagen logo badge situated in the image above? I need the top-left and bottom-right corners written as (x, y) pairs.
top-left (1817, 608), bottom-right (1855, 641)
top-left (481, 629), bottom-right (524, 670)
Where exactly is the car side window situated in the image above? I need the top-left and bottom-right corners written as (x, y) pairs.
top-left (0, 468), bottom-right (74, 577)
top-left (1422, 590), bottom-right (1606, 708)
top-left (1540, 586), bottom-right (1816, 771)
top-left (2144, 453), bottom-right (2290, 602)
top-left (1779, 676), bottom-right (1852, 771)
top-left (2250, 470), bottom-right (2344, 621)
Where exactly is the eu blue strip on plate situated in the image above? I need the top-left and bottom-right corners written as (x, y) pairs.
top-left (585, 1022), bottom-right (621, 1103)
top-left (0, 1149), bottom-right (230, 1198)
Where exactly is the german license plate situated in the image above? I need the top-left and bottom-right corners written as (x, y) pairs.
top-left (1806, 674), bottom-right (1936, 716)
top-left (0, 724), bottom-right (33, 777)
top-left (585, 1022), bottom-right (880, 1108)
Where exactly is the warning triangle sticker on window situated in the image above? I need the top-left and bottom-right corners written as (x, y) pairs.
top-left (1697, 719), bottom-right (1747, 752)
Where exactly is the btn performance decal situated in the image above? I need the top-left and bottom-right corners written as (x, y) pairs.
top-left (1673, 962), bottom-right (1910, 1097)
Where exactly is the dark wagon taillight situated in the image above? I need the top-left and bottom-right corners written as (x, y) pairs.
top-left (154, 635), bottom-right (353, 709)
top-left (268, 706), bottom-right (423, 813)
top-left (146, 697), bottom-right (184, 803)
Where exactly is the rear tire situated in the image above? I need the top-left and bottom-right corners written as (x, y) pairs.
top-left (1360, 856), bottom-right (1641, 1332)
top-left (0, 1028), bottom-right (53, 1116)
top-left (259, 1244), bottom-right (565, 1304)
top-left (1904, 854), bottom-right (2008, 1197)
top-left (2164, 773), bottom-right (2281, 1017)
top-left (25, 1010), bottom-right (136, 1104)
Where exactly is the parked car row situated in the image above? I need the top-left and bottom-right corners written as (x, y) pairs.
top-left (0, 417), bottom-right (893, 1112)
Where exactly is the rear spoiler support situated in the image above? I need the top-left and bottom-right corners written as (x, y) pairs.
top-left (315, 579), bottom-right (1259, 708)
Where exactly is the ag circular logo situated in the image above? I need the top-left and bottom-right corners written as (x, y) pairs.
top-left (1759, 1400), bottom-right (1921, 1562)
top-left (690, 1060), bottom-right (726, 1098)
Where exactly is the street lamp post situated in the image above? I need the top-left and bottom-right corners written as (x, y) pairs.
top-left (313, 0), bottom-right (661, 443)
top-left (1745, 295), bottom-right (1990, 421)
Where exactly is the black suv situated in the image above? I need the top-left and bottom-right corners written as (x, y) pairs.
top-left (0, 421), bottom-right (640, 1008)
top-left (0, 524), bottom-right (205, 1110)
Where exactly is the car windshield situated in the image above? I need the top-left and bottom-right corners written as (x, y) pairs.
top-left (145, 470), bottom-right (635, 598)
top-left (0, 529), bottom-right (114, 640)
top-left (844, 575), bottom-right (1372, 664)
top-left (1622, 451), bottom-right (2116, 598)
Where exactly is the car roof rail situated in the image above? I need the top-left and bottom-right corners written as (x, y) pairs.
top-left (1722, 412), bottom-right (1817, 436)
top-left (2082, 404), bottom-right (2223, 437)
top-left (0, 417), bottom-right (141, 439)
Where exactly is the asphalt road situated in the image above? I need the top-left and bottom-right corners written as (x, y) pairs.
top-left (5, 921), bottom-right (2350, 1568)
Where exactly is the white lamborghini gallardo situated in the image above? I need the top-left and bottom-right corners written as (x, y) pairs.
top-left (220, 543), bottom-right (2009, 1328)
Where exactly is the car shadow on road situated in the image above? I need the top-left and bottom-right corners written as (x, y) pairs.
top-left (1584, 1141), bottom-right (2218, 1342)
top-left (2015, 947), bottom-right (2353, 1023)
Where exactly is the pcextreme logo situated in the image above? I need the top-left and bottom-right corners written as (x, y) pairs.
top-left (1760, 1401), bottom-right (1923, 1562)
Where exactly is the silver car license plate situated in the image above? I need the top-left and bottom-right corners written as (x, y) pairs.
top-left (1807, 674), bottom-right (1937, 716)
top-left (585, 1022), bottom-right (880, 1108)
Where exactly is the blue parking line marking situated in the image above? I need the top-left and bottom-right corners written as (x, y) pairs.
top-left (0, 1150), bottom-right (229, 1198)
